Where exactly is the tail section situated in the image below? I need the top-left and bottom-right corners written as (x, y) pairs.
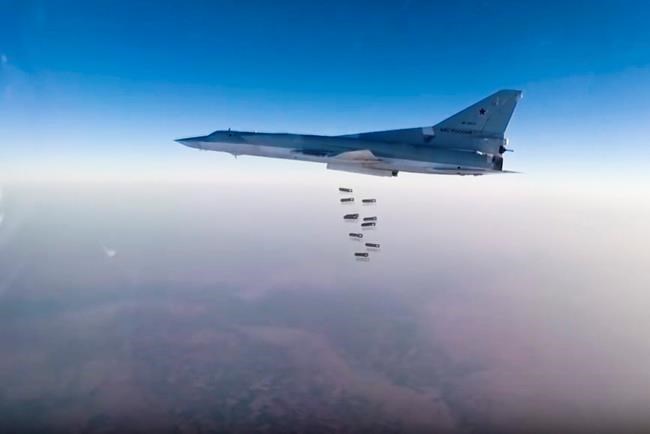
top-left (434, 89), bottom-right (522, 138)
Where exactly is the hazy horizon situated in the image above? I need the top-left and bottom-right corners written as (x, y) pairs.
top-left (1, 172), bottom-right (649, 432)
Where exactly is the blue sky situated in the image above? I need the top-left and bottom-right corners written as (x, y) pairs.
top-left (1, 0), bottom-right (650, 180)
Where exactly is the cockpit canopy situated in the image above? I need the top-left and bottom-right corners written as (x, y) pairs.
top-left (209, 129), bottom-right (250, 137)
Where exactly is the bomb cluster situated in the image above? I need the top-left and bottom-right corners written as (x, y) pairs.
top-left (338, 187), bottom-right (380, 261)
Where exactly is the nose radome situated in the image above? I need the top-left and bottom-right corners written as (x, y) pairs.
top-left (175, 137), bottom-right (199, 148)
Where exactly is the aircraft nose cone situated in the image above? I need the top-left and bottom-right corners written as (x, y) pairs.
top-left (176, 137), bottom-right (200, 149)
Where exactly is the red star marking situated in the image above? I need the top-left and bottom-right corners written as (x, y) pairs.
top-left (479, 108), bottom-right (486, 115)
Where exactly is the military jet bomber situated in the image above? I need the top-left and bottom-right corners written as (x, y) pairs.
top-left (177, 90), bottom-right (522, 177)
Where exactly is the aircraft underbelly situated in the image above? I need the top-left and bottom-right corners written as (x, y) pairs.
top-left (198, 139), bottom-right (496, 176)
top-left (379, 159), bottom-right (491, 175)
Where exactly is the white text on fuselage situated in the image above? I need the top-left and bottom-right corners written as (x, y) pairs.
top-left (438, 128), bottom-right (474, 135)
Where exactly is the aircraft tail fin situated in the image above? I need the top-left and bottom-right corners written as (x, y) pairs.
top-left (434, 89), bottom-right (522, 138)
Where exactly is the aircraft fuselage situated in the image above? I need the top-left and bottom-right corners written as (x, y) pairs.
top-left (176, 89), bottom-right (522, 177)
top-left (177, 131), bottom-right (500, 176)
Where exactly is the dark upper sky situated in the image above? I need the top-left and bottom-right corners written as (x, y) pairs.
top-left (4, 1), bottom-right (648, 88)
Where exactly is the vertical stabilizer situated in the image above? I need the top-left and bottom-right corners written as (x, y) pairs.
top-left (434, 90), bottom-right (522, 138)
